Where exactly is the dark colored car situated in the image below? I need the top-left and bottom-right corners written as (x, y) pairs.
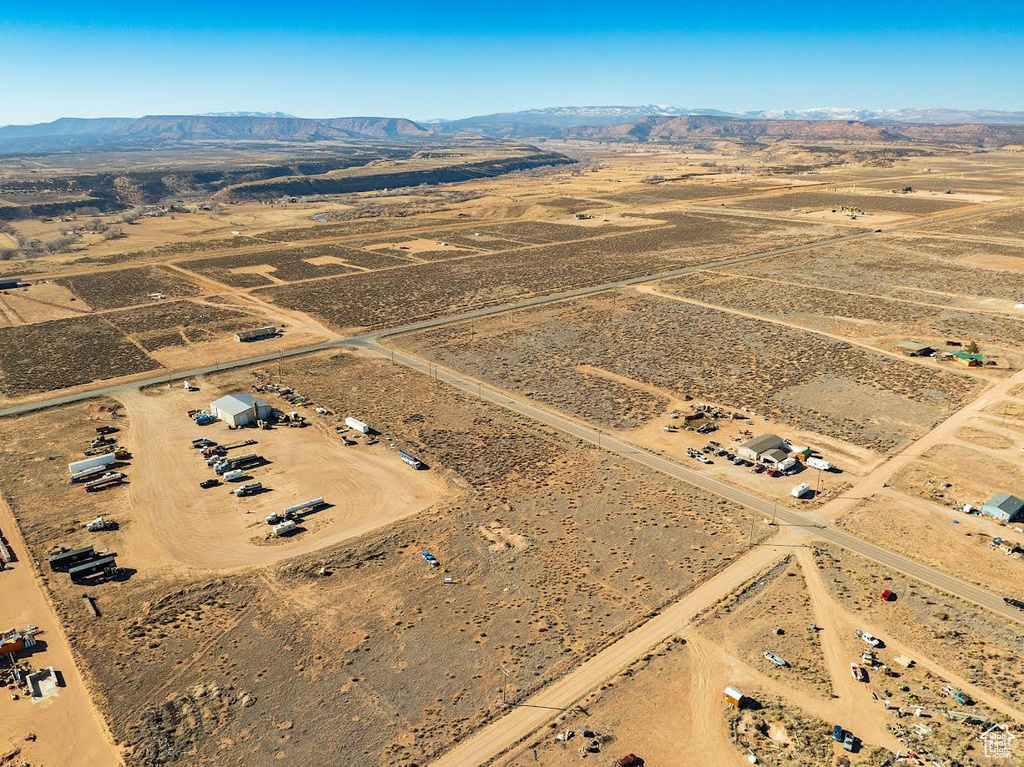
top-left (1004, 597), bottom-right (1024, 611)
top-left (832, 724), bottom-right (844, 742)
top-left (617, 756), bottom-right (644, 767)
top-left (199, 478), bottom-right (220, 489)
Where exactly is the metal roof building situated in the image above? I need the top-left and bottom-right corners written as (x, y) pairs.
top-left (738, 433), bottom-right (786, 462)
top-left (982, 493), bottom-right (1024, 523)
top-left (210, 393), bottom-right (272, 427)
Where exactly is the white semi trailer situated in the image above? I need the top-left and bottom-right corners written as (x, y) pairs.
top-left (344, 417), bottom-right (371, 434)
top-left (68, 453), bottom-right (116, 476)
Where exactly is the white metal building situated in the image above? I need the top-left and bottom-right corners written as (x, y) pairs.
top-left (210, 393), bottom-right (272, 427)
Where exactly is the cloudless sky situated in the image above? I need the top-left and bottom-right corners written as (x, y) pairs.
top-left (2, 0), bottom-right (1022, 124)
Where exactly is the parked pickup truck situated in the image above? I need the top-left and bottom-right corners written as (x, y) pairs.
top-left (856, 630), bottom-right (882, 647)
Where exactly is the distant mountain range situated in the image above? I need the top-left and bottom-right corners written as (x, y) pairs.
top-left (3, 106), bottom-right (1024, 153)
top-left (0, 114), bottom-right (430, 153)
top-left (428, 105), bottom-right (1024, 136)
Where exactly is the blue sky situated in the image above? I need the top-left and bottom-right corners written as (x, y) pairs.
top-left (2, 0), bottom-right (1022, 124)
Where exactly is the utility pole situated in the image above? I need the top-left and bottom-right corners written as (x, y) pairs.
top-left (499, 664), bottom-right (510, 706)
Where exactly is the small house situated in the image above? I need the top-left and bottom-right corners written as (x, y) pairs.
top-left (951, 351), bottom-right (984, 367)
top-left (723, 686), bottom-right (744, 709)
top-left (982, 494), bottom-right (1024, 523)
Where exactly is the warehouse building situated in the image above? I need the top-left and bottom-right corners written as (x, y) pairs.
top-left (738, 434), bottom-right (787, 463)
top-left (982, 493), bottom-right (1024, 523)
top-left (210, 393), bottom-right (273, 427)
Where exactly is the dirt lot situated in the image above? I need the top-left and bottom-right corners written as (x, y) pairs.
top-left (261, 213), bottom-right (843, 332)
top-left (395, 290), bottom-right (981, 453)
top-left (889, 442), bottom-right (1024, 513)
top-left (0, 350), bottom-right (757, 766)
top-left (180, 244), bottom-right (402, 288)
top-left (0, 280), bottom-right (91, 324)
top-left (514, 545), bottom-right (1023, 767)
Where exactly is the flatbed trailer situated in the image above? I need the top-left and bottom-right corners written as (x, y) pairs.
top-left (47, 546), bottom-right (96, 571)
top-left (68, 554), bottom-right (118, 582)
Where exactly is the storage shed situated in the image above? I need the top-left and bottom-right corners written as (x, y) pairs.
top-left (210, 393), bottom-right (272, 427)
top-left (892, 341), bottom-right (934, 357)
top-left (982, 493), bottom-right (1024, 523)
top-left (738, 434), bottom-right (786, 462)
top-left (0, 277), bottom-right (24, 290)
top-left (723, 686), bottom-right (744, 709)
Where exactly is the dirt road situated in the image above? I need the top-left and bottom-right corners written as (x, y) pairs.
top-left (433, 541), bottom-right (789, 767)
top-left (0, 497), bottom-right (122, 765)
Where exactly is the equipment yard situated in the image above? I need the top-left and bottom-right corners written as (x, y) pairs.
top-left (1, 135), bottom-right (1024, 767)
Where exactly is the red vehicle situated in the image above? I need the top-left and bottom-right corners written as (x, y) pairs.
top-left (617, 756), bottom-right (644, 767)
top-left (880, 589), bottom-right (895, 601)
top-left (765, 468), bottom-right (782, 478)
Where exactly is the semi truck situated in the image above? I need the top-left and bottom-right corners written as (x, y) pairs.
top-left (214, 453), bottom-right (259, 474)
top-left (68, 453), bottom-right (116, 476)
top-left (234, 482), bottom-right (262, 497)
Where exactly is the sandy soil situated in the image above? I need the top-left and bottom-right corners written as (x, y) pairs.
top-left (115, 386), bottom-right (450, 570)
top-left (0, 496), bottom-right (121, 765)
